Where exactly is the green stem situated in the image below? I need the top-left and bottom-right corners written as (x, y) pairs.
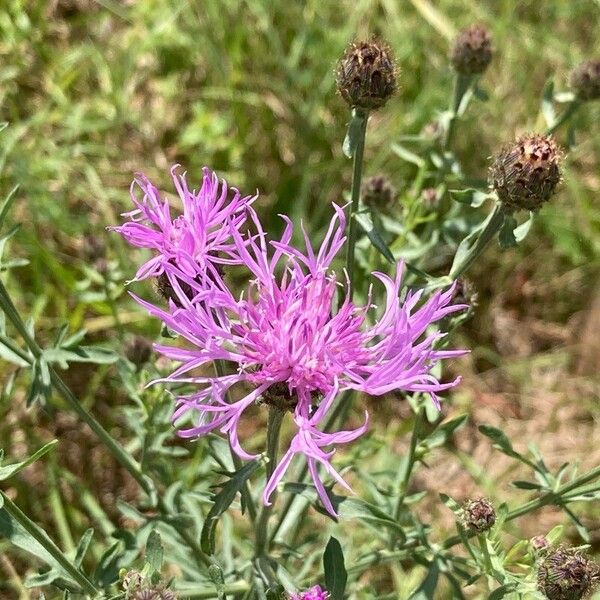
top-left (443, 73), bottom-right (473, 151)
top-left (0, 279), bottom-right (212, 569)
top-left (176, 581), bottom-right (251, 598)
top-left (389, 408), bottom-right (423, 548)
top-left (345, 109), bottom-right (369, 299)
top-left (102, 274), bottom-right (124, 342)
top-left (214, 359), bottom-right (257, 525)
top-left (254, 407), bottom-right (285, 557)
top-left (1, 492), bottom-right (98, 597)
top-left (448, 203), bottom-right (506, 280)
top-left (545, 99), bottom-right (581, 136)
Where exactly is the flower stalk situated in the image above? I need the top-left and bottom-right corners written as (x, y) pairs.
top-left (345, 108), bottom-right (369, 298)
top-left (545, 98), bottom-right (581, 135)
top-left (255, 406), bottom-right (286, 557)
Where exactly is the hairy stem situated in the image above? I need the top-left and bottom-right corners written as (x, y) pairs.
top-left (443, 73), bottom-right (473, 151)
top-left (1, 492), bottom-right (98, 597)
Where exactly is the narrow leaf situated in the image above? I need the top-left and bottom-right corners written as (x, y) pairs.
top-left (323, 537), bottom-right (347, 600)
top-left (0, 440), bottom-right (58, 481)
top-left (354, 212), bottom-right (395, 263)
top-left (145, 530), bottom-right (163, 572)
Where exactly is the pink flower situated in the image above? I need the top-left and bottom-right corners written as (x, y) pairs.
top-left (111, 166), bottom-right (255, 287)
top-left (290, 585), bottom-right (329, 600)
top-left (133, 203), bottom-right (466, 515)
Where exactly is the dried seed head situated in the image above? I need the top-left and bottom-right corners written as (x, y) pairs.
top-left (461, 498), bottom-right (496, 533)
top-left (569, 59), bottom-right (600, 101)
top-left (125, 335), bottom-right (153, 369)
top-left (336, 40), bottom-right (397, 110)
top-left (362, 174), bottom-right (397, 208)
top-left (450, 24), bottom-right (493, 76)
top-left (537, 547), bottom-right (598, 600)
top-left (531, 535), bottom-right (551, 555)
top-left (490, 134), bottom-right (562, 212)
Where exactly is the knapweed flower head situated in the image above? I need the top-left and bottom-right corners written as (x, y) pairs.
top-left (336, 39), bottom-right (397, 110)
top-left (537, 547), bottom-right (599, 600)
top-left (130, 190), bottom-right (465, 514)
top-left (111, 166), bottom-right (255, 287)
top-left (290, 585), bottom-right (329, 600)
top-left (362, 174), bottom-right (397, 209)
top-left (450, 24), bottom-right (493, 76)
top-left (490, 134), bottom-right (562, 212)
top-left (461, 497), bottom-right (496, 533)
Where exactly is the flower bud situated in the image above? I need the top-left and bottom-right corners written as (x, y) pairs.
top-left (125, 335), bottom-right (152, 369)
top-left (537, 547), bottom-right (598, 600)
top-left (450, 24), bottom-right (493, 76)
top-left (362, 174), bottom-right (397, 208)
top-left (290, 586), bottom-right (330, 600)
top-left (569, 59), bottom-right (600, 101)
top-left (336, 40), bottom-right (397, 110)
top-left (461, 498), bottom-right (496, 533)
top-left (490, 134), bottom-right (562, 212)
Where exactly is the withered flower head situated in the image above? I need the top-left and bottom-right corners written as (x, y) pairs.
top-left (569, 59), bottom-right (600, 101)
top-left (450, 24), bottom-right (493, 76)
top-left (362, 174), bottom-right (397, 208)
top-left (336, 40), bottom-right (397, 110)
top-left (461, 498), bottom-right (496, 533)
top-left (490, 134), bottom-right (562, 212)
top-left (537, 547), bottom-right (598, 600)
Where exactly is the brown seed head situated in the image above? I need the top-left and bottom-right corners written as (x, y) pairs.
top-left (362, 174), bottom-right (397, 208)
top-left (450, 24), bottom-right (493, 76)
top-left (490, 134), bottom-right (562, 212)
top-left (336, 40), bottom-right (397, 110)
top-left (461, 498), bottom-right (496, 533)
top-left (537, 547), bottom-right (598, 600)
top-left (569, 59), bottom-right (600, 101)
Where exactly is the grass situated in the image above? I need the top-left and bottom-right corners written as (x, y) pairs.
top-left (0, 0), bottom-right (599, 597)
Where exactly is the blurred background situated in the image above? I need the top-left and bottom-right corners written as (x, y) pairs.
top-left (0, 0), bottom-right (599, 595)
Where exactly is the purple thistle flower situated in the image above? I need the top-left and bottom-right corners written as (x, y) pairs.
top-left (290, 585), bottom-right (329, 600)
top-left (111, 165), bottom-right (255, 285)
top-left (132, 203), bottom-right (466, 515)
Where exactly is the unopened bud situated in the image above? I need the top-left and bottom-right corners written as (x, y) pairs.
top-left (362, 175), bottom-right (397, 208)
top-left (450, 24), bottom-right (493, 76)
top-left (421, 187), bottom-right (440, 211)
top-left (461, 498), bottom-right (496, 533)
top-left (537, 547), bottom-right (598, 600)
top-left (490, 134), bottom-right (562, 212)
top-left (569, 59), bottom-right (600, 101)
top-left (336, 40), bottom-right (397, 110)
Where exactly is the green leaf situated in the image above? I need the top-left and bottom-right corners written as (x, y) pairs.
top-left (391, 143), bottom-right (425, 167)
top-left (201, 459), bottom-right (261, 554)
top-left (43, 346), bottom-right (119, 367)
top-left (488, 583), bottom-right (515, 599)
top-left (323, 537), bottom-right (347, 600)
top-left (511, 480), bottom-right (544, 490)
top-left (422, 414), bottom-right (468, 450)
top-left (449, 188), bottom-right (494, 208)
top-left (513, 212), bottom-right (534, 243)
top-left (145, 530), bottom-right (163, 572)
top-left (408, 560), bottom-right (440, 599)
top-left (354, 212), bottom-right (395, 263)
top-left (541, 78), bottom-right (556, 128)
top-left (74, 529), bottom-right (94, 568)
top-left (0, 185), bottom-right (19, 231)
top-left (439, 493), bottom-right (461, 514)
top-left (0, 440), bottom-right (58, 481)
